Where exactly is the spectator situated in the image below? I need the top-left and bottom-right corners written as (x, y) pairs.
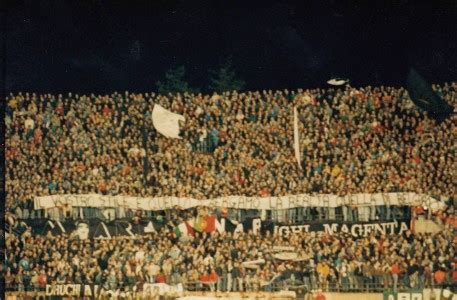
top-left (434, 268), bottom-right (446, 286)
top-left (38, 270), bottom-right (47, 290)
top-left (155, 270), bottom-right (166, 284)
top-left (316, 260), bottom-right (330, 290)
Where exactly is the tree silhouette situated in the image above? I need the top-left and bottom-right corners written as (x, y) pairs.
top-left (156, 66), bottom-right (198, 94)
top-left (208, 59), bottom-right (245, 93)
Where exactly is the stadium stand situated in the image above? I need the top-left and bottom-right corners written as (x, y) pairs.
top-left (3, 83), bottom-right (456, 297)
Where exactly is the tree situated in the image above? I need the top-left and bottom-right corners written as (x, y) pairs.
top-left (208, 59), bottom-right (245, 93)
top-left (156, 66), bottom-right (198, 94)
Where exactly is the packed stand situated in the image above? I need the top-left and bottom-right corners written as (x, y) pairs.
top-left (5, 84), bottom-right (457, 216)
top-left (3, 84), bottom-right (457, 294)
top-left (3, 220), bottom-right (456, 293)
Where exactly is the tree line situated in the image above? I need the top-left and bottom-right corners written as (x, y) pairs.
top-left (156, 58), bottom-right (245, 94)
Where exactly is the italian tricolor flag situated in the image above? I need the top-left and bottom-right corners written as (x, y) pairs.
top-left (174, 221), bottom-right (195, 237)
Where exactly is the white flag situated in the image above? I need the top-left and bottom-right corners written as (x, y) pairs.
top-left (327, 78), bottom-right (348, 86)
top-left (294, 107), bottom-right (302, 169)
top-left (152, 104), bottom-right (185, 139)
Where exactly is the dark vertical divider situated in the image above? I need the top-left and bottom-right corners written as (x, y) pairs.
top-left (0, 4), bottom-right (7, 299)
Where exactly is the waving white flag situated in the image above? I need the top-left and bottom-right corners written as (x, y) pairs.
top-left (152, 104), bottom-right (185, 139)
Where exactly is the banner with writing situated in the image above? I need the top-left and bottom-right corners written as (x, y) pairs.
top-left (25, 217), bottom-right (410, 239)
top-left (270, 219), bottom-right (411, 238)
top-left (45, 283), bottom-right (184, 297)
top-left (34, 193), bottom-right (445, 211)
top-left (383, 288), bottom-right (456, 300)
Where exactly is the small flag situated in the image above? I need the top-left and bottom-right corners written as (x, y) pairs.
top-left (175, 221), bottom-right (195, 237)
top-left (327, 78), bottom-right (348, 86)
top-left (152, 104), bottom-right (185, 138)
top-left (193, 216), bottom-right (216, 233)
top-left (203, 216), bottom-right (216, 233)
top-left (185, 221), bottom-right (195, 236)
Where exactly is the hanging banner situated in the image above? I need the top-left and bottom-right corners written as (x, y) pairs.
top-left (34, 193), bottom-right (446, 211)
top-left (271, 219), bottom-right (411, 238)
top-left (45, 283), bottom-right (184, 297)
top-left (26, 217), bottom-right (410, 239)
top-left (46, 284), bottom-right (99, 297)
top-left (383, 288), bottom-right (456, 300)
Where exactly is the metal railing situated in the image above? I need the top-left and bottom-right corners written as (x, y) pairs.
top-left (4, 275), bottom-right (456, 294)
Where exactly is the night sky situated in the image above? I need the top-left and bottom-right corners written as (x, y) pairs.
top-left (3, 0), bottom-right (457, 93)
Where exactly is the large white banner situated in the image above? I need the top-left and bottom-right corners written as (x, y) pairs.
top-left (152, 104), bottom-right (185, 139)
top-left (34, 193), bottom-right (445, 211)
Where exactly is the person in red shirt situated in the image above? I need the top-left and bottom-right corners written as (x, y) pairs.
top-left (200, 272), bottom-right (210, 283)
top-left (434, 268), bottom-right (446, 285)
top-left (315, 290), bottom-right (326, 300)
top-left (200, 269), bottom-right (218, 291)
top-left (200, 270), bottom-right (212, 291)
top-left (155, 271), bottom-right (166, 284)
top-left (414, 206), bottom-right (425, 215)
top-left (445, 215), bottom-right (457, 229)
top-left (38, 270), bottom-right (47, 290)
top-left (102, 105), bottom-right (112, 116)
top-left (209, 270), bottom-right (219, 283)
top-left (391, 262), bottom-right (400, 292)
top-left (452, 263), bottom-right (457, 282)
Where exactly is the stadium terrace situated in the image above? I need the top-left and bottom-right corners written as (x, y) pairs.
top-left (4, 84), bottom-right (456, 298)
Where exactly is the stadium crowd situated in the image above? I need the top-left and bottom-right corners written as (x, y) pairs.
top-left (5, 83), bottom-right (457, 215)
top-left (3, 221), bottom-right (456, 293)
top-left (4, 83), bottom-right (457, 294)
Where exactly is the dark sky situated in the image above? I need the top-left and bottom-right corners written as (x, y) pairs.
top-left (3, 0), bottom-right (457, 93)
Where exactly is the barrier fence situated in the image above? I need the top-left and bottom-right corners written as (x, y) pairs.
top-left (5, 275), bottom-right (456, 295)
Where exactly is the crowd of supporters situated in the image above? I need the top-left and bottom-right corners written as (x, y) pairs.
top-left (3, 220), bottom-right (456, 293)
top-left (4, 83), bottom-right (457, 294)
top-left (5, 83), bottom-right (457, 214)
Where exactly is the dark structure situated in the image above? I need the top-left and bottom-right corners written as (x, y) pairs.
top-left (407, 68), bottom-right (454, 122)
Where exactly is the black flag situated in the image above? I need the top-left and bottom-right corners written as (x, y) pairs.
top-left (406, 68), bottom-right (453, 122)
